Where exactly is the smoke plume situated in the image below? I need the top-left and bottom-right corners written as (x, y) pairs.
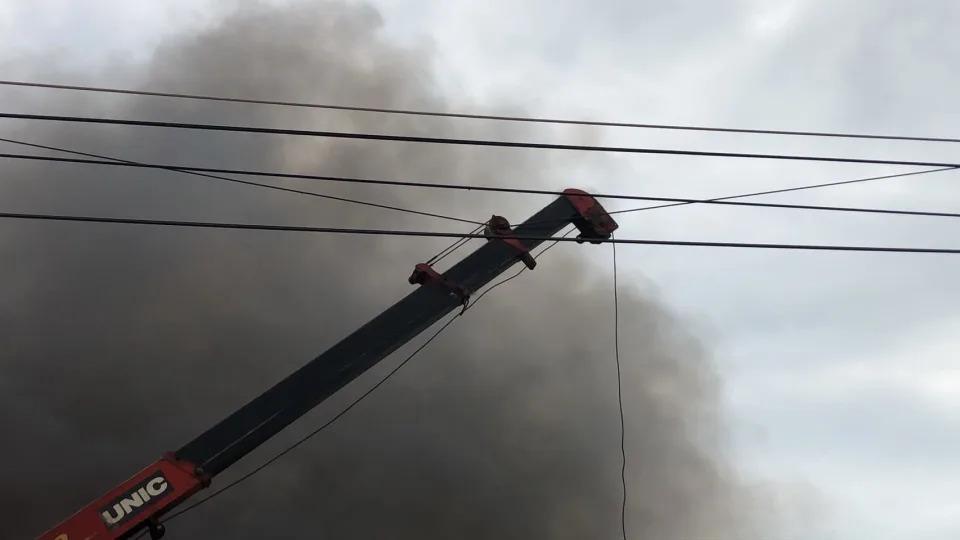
top-left (1, 2), bottom-right (769, 538)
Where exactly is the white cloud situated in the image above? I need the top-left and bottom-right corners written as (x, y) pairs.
top-left (352, 3), bottom-right (960, 536)
top-left (0, 0), bottom-right (223, 66)
top-left (777, 316), bottom-right (960, 413)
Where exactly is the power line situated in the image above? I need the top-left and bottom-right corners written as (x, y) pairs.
top-left (522, 166), bottom-right (960, 228)
top-left (496, 167), bottom-right (953, 540)
top-left (3, 79), bottom-right (958, 144)
top-left (2, 152), bottom-right (957, 221)
top-left (16, 75), bottom-right (952, 535)
top-left (2, 210), bottom-right (959, 253)
top-left (3, 112), bottom-right (960, 168)
top-left (606, 167), bottom-right (959, 218)
top-left (520, 166), bottom-right (960, 227)
top-left (0, 138), bottom-right (482, 226)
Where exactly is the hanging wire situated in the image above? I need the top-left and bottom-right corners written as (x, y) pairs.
top-left (611, 235), bottom-right (627, 540)
top-left (157, 234), bottom-right (565, 530)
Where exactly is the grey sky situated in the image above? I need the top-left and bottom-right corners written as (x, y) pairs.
top-left (2, 1), bottom-right (959, 539)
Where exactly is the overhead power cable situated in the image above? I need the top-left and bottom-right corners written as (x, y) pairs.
top-left (3, 79), bottom-right (958, 144)
top-left (0, 138), bottom-right (481, 226)
top-left (2, 211), bottom-right (959, 254)
top-left (521, 166), bottom-right (959, 227)
top-left (2, 152), bottom-right (957, 221)
top-left (3, 112), bottom-right (960, 168)
top-left (606, 167), bottom-right (958, 218)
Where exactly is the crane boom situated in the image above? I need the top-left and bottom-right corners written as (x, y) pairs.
top-left (35, 189), bottom-right (617, 540)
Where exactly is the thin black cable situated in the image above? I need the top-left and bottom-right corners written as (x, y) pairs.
top-left (427, 224), bottom-right (484, 266)
top-left (612, 236), bottom-right (627, 540)
top-left (4, 79), bottom-right (959, 144)
top-left (164, 236), bottom-right (564, 522)
top-left (4, 112), bottom-right (960, 168)
top-left (147, 284), bottom-right (517, 538)
top-left (606, 167), bottom-right (960, 218)
top-left (0, 139), bottom-right (482, 226)
top-left (467, 227), bottom-right (573, 307)
top-left (467, 267), bottom-right (528, 307)
top-left (3, 211), bottom-right (960, 253)
top-left (161, 236), bottom-right (556, 525)
top-left (163, 312), bottom-right (461, 524)
top-left (476, 231), bottom-right (625, 540)
top-left (2, 152), bottom-right (957, 221)
top-left (521, 166), bottom-right (960, 228)
top-left (426, 235), bottom-right (470, 265)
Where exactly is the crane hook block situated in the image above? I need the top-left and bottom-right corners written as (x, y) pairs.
top-left (483, 215), bottom-right (537, 270)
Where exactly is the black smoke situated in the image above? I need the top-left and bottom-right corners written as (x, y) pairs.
top-left (1, 2), bottom-right (768, 539)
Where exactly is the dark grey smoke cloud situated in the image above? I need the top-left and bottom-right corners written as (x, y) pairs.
top-left (1, 2), bottom-right (767, 538)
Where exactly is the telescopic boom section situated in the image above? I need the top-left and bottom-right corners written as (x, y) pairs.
top-left (36, 189), bottom-right (617, 540)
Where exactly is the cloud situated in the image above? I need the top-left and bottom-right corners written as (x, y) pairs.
top-left (377, 1), bottom-right (960, 539)
top-left (0, 2), bottom-right (777, 539)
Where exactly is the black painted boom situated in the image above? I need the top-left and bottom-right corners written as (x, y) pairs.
top-left (175, 191), bottom-right (616, 476)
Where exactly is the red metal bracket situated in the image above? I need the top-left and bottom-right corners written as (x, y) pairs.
top-left (483, 215), bottom-right (537, 270)
top-left (36, 453), bottom-right (209, 540)
top-left (563, 188), bottom-right (619, 244)
top-left (409, 263), bottom-right (470, 308)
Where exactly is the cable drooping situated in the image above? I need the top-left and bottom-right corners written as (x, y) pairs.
top-left (2, 211), bottom-right (959, 254)
top-left (466, 227), bottom-right (574, 308)
top-left (159, 236), bottom-right (557, 528)
top-left (0, 138), bottom-right (482, 226)
top-left (519, 166), bottom-right (960, 228)
top-left (468, 230), bottom-right (626, 540)
top-left (161, 312), bottom-right (460, 525)
top-left (3, 112), bottom-right (960, 168)
top-left (3, 79), bottom-right (959, 144)
top-left (612, 236), bottom-right (627, 540)
top-left (606, 169), bottom-right (960, 217)
top-left (2, 152), bottom-right (957, 222)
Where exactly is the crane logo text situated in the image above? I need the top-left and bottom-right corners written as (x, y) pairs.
top-left (98, 472), bottom-right (171, 529)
